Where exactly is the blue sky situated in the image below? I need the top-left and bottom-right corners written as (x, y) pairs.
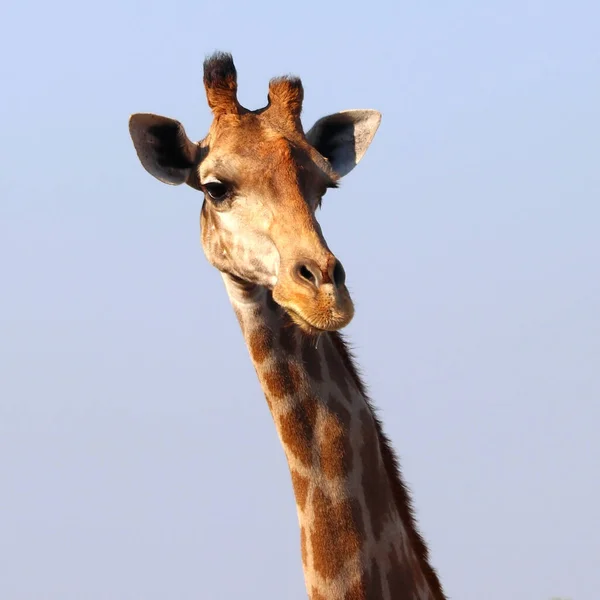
top-left (1, 0), bottom-right (599, 598)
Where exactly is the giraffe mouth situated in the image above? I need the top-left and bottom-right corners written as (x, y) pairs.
top-left (281, 302), bottom-right (354, 335)
top-left (285, 307), bottom-right (328, 335)
top-left (272, 275), bottom-right (355, 334)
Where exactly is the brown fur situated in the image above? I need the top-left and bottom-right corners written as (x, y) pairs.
top-left (345, 560), bottom-right (384, 600)
top-left (203, 51), bottom-right (243, 117)
top-left (263, 361), bottom-right (303, 400)
top-left (267, 77), bottom-right (304, 130)
top-left (259, 320), bottom-right (446, 598)
top-left (249, 326), bottom-right (273, 364)
top-left (318, 403), bottom-right (353, 479)
top-left (310, 488), bottom-right (363, 579)
top-left (330, 332), bottom-right (447, 599)
top-left (278, 394), bottom-right (319, 466)
top-left (301, 526), bottom-right (309, 567)
top-left (291, 470), bottom-right (310, 511)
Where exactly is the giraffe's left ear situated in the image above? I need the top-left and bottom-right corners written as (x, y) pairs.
top-left (129, 113), bottom-right (202, 188)
top-left (306, 109), bottom-right (381, 177)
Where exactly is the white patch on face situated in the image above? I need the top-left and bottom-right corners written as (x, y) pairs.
top-left (215, 210), bottom-right (239, 231)
top-left (214, 204), bottom-right (280, 288)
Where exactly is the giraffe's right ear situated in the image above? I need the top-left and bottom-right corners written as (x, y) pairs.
top-left (306, 110), bottom-right (381, 178)
top-left (128, 113), bottom-right (202, 188)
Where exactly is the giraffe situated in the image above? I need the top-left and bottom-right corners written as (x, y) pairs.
top-left (128, 52), bottom-right (446, 600)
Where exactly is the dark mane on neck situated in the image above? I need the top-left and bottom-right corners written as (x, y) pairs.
top-left (329, 331), bottom-right (447, 600)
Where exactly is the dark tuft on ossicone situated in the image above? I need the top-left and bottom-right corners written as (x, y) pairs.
top-left (269, 76), bottom-right (303, 97)
top-left (203, 51), bottom-right (237, 89)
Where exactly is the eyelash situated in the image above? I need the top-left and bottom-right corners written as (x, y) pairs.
top-left (202, 181), bottom-right (231, 203)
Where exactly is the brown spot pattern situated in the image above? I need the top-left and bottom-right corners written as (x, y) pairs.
top-left (360, 410), bottom-right (394, 541)
top-left (331, 335), bottom-right (446, 599)
top-left (278, 394), bottom-right (318, 466)
top-left (318, 406), bottom-right (353, 480)
top-left (290, 469), bottom-right (310, 511)
top-left (263, 361), bottom-right (302, 400)
top-left (249, 326), bottom-right (273, 364)
top-left (310, 488), bottom-right (363, 580)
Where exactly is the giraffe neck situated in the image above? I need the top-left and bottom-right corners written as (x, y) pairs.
top-left (222, 274), bottom-right (444, 600)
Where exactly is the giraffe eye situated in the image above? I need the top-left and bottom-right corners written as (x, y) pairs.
top-left (203, 182), bottom-right (230, 202)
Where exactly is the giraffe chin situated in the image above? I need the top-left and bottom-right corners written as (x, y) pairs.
top-left (279, 301), bottom-right (355, 335)
top-left (272, 281), bottom-right (355, 334)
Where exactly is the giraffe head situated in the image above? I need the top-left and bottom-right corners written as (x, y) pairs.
top-left (129, 52), bottom-right (380, 334)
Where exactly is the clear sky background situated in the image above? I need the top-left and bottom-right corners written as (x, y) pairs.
top-left (1, 1), bottom-right (598, 599)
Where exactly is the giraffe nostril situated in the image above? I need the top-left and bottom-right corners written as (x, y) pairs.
top-left (299, 265), bottom-right (316, 285)
top-left (293, 259), bottom-right (345, 290)
top-left (332, 260), bottom-right (346, 287)
top-left (294, 261), bottom-right (323, 290)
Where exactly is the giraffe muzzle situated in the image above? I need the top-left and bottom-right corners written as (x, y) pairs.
top-left (272, 256), bottom-right (354, 334)
top-left (291, 257), bottom-right (346, 291)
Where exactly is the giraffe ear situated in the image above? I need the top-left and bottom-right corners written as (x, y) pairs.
top-left (305, 109), bottom-right (381, 177)
top-left (129, 113), bottom-right (202, 188)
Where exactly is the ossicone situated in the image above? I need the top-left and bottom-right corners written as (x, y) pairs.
top-left (267, 76), bottom-right (304, 125)
top-left (203, 51), bottom-right (242, 117)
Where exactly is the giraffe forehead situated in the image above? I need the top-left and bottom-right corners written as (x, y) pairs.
top-left (200, 116), bottom-right (336, 188)
top-left (200, 136), bottom-right (292, 182)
